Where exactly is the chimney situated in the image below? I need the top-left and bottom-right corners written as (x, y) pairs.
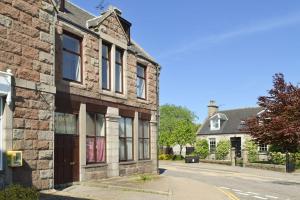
top-left (208, 100), bottom-right (218, 117)
top-left (108, 5), bottom-right (122, 15)
top-left (59, 0), bottom-right (65, 12)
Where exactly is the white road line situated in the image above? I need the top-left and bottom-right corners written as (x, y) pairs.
top-left (237, 192), bottom-right (250, 196)
top-left (219, 186), bottom-right (231, 190)
top-left (253, 196), bottom-right (268, 200)
top-left (265, 195), bottom-right (278, 199)
top-left (232, 189), bottom-right (241, 192)
top-left (247, 192), bottom-right (259, 195)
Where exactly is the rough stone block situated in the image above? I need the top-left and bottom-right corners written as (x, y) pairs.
top-left (38, 150), bottom-right (53, 160)
top-left (40, 169), bottom-right (53, 179)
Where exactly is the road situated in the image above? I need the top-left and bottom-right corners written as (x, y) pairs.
top-left (159, 161), bottom-right (300, 200)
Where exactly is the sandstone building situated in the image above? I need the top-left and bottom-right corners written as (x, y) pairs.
top-left (0, 0), bottom-right (160, 189)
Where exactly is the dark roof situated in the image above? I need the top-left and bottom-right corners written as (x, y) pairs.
top-left (198, 107), bottom-right (263, 135)
top-left (58, 2), bottom-right (158, 65)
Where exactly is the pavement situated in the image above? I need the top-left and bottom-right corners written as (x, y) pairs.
top-left (40, 172), bottom-right (230, 200)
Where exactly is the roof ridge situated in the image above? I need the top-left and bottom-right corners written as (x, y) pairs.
top-left (219, 107), bottom-right (261, 112)
top-left (68, 1), bottom-right (96, 18)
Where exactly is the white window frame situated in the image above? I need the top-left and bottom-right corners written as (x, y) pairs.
top-left (209, 138), bottom-right (216, 153)
top-left (210, 118), bottom-right (220, 130)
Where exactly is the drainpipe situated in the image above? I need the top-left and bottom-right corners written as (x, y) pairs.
top-left (156, 64), bottom-right (161, 174)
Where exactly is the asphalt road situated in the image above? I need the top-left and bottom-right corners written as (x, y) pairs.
top-left (159, 161), bottom-right (300, 200)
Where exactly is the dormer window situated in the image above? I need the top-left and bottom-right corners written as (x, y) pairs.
top-left (210, 113), bottom-right (228, 131)
top-left (210, 118), bottom-right (220, 130)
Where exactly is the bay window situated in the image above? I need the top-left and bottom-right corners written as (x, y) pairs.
top-left (138, 120), bottom-right (150, 160)
top-left (62, 32), bottom-right (81, 82)
top-left (119, 117), bottom-right (133, 161)
top-left (86, 113), bottom-right (106, 164)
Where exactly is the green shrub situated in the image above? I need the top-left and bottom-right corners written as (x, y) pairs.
top-left (158, 154), bottom-right (173, 160)
top-left (216, 140), bottom-right (230, 160)
top-left (245, 139), bottom-right (258, 162)
top-left (0, 184), bottom-right (39, 200)
top-left (269, 152), bottom-right (286, 165)
top-left (172, 155), bottom-right (184, 160)
top-left (194, 139), bottom-right (209, 159)
top-left (295, 152), bottom-right (300, 169)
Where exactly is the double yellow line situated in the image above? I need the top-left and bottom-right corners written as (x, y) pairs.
top-left (217, 187), bottom-right (240, 200)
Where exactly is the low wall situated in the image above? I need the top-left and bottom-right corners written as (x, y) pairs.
top-left (119, 160), bottom-right (154, 176)
top-left (245, 162), bottom-right (285, 172)
top-left (200, 159), bottom-right (231, 166)
top-left (81, 164), bottom-right (108, 181)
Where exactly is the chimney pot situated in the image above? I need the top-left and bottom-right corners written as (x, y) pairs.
top-left (208, 100), bottom-right (219, 117)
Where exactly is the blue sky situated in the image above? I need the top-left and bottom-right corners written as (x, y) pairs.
top-left (70, 0), bottom-right (300, 123)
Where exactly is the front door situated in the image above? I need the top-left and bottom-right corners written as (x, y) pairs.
top-left (54, 112), bottom-right (79, 185)
top-left (230, 137), bottom-right (241, 157)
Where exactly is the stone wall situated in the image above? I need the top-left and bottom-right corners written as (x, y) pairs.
top-left (119, 161), bottom-right (154, 176)
top-left (0, 0), bottom-right (56, 189)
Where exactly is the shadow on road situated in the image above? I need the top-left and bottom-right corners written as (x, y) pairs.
top-left (159, 168), bottom-right (167, 175)
top-left (272, 181), bottom-right (300, 186)
top-left (40, 193), bottom-right (90, 200)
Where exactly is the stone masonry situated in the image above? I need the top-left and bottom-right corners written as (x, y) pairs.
top-left (0, 0), bottom-right (56, 190)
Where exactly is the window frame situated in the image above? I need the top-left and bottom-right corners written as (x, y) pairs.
top-left (258, 144), bottom-right (268, 153)
top-left (86, 113), bottom-right (106, 164)
top-left (101, 42), bottom-right (111, 91)
top-left (119, 117), bottom-right (133, 162)
top-left (138, 120), bottom-right (150, 160)
top-left (136, 64), bottom-right (147, 100)
top-left (209, 138), bottom-right (216, 153)
top-left (54, 112), bottom-right (79, 135)
top-left (115, 47), bottom-right (124, 94)
top-left (210, 118), bottom-right (220, 130)
top-left (62, 31), bottom-right (83, 83)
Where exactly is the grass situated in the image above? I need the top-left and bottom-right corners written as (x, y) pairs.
top-left (138, 174), bottom-right (154, 182)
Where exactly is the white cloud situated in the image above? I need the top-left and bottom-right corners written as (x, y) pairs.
top-left (159, 12), bottom-right (300, 59)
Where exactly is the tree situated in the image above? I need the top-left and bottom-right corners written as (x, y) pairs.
top-left (194, 139), bottom-right (209, 159)
top-left (172, 120), bottom-right (197, 156)
top-left (216, 139), bottom-right (230, 160)
top-left (245, 73), bottom-right (300, 153)
top-left (159, 104), bottom-right (197, 146)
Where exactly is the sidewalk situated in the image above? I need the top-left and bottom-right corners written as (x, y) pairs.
top-left (40, 174), bottom-right (229, 200)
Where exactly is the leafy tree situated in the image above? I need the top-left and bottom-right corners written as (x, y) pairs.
top-left (172, 120), bottom-right (197, 155)
top-left (216, 139), bottom-right (230, 160)
top-left (244, 139), bottom-right (258, 162)
top-left (245, 73), bottom-right (300, 153)
top-left (194, 139), bottom-right (209, 159)
top-left (159, 104), bottom-right (197, 147)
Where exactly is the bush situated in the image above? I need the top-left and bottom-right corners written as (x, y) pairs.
top-left (269, 152), bottom-right (286, 165)
top-left (245, 139), bottom-right (258, 162)
top-left (216, 140), bottom-right (230, 160)
top-left (172, 155), bottom-right (184, 160)
top-left (295, 152), bottom-right (300, 169)
top-left (158, 154), bottom-right (173, 160)
top-left (0, 184), bottom-right (39, 200)
top-left (194, 139), bottom-right (209, 159)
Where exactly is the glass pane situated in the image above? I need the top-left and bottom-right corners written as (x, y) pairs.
top-left (65, 114), bottom-right (77, 134)
top-left (119, 118), bottom-right (125, 137)
top-left (102, 58), bottom-right (109, 89)
top-left (115, 64), bottom-right (122, 92)
top-left (137, 78), bottom-right (145, 98)
top-left (127, 138), bottom-right (133, 160)
top-left (86, 137), bottom-right (95, 163)
top-left (63, 34), bottom-right (80, 53)
top-left (62, 51), bottom-right (81, 81)
top-left (144, 121), bottom-right (149, 138)
top-left (96, 114), bottom-right (105, 137)
top-left (137, 65), bottom-right (145, 78)
top-left (119, 139), bottom-right (126, 161)
top-left (55, 112), bottom-right (66, 134)
top-left (115, 49), bottom-right (122, 63)
top-left (125, 118), bottom-right (132, 137)
top-left (96, 137), bottom-right (105, 162)
top-left (138, 139), bottom-right (143, 160)
top-left (144, 139), bottom-right (149, 159)
top-left (138, 120), bottom-right (143, 138)
top-left (86, 113), bottom-right (95, 136)
top-left (102, 44), bottom-right (109, 58)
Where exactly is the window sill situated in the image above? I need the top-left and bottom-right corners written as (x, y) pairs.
top-left (59, 79), bottom-right (85, 89)
top-left (136, 97), bottom-right (149, 104)
top-left (83, 163), bottom-right (108, 168)
top-left (119, 161), bottom-right (137, 165)
top-left (100, 89), bottom-right (128, 100)
top-left (138, 159), bottom-right (152, 163)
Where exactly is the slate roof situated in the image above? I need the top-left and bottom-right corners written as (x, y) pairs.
top-left (198, 107), bottom-right (263, 135)
top-left (58, 1), bottom-right (157, 64)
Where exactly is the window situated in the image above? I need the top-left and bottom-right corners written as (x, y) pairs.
top-left (210, 118), bottom-right (220, 130)
top-left (209, 138), bottom-right (216, 153)
top-left (102, 43), bottom-right (111, 90)
top-left (259, 144), bottom-right (268, 153)
top-left (62, 32), bottom-right (81, 82)
top-left (119, 117), bottom-right (133, 161)
top-left (137, 64), bottom-right (146, 99)
top-left (55, 112), bottom-right (78, 134)
top-left (115, 48), bottom-right (123, 93)
top-left (138, 120), bottom-right (150, 160)
top-left (86, 113), bottom-right (106, 164)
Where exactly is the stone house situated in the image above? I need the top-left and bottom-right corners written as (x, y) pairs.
top-left (197, 101), bottom-right (266, 160)
top-left (0, 0), bottom-right (160, 189)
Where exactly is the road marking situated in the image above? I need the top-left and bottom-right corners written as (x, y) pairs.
top-left (246, 192), bottom-right (259, 195)
top-left (265, 195), bottom-right (278, 199)
top-left (219, 186), bottom-right (231, 190)
top-left (237, 192), bottom-right (250, 196)
top-left (232, 189), bottom-right (241, 192)
top-left (217, 187), bottom-right (240, 200)
top-left (253, 196), bottom-right (268, 199)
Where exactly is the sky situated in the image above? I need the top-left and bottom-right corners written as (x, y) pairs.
top-left (70, 0), bottom-right (300, 123)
